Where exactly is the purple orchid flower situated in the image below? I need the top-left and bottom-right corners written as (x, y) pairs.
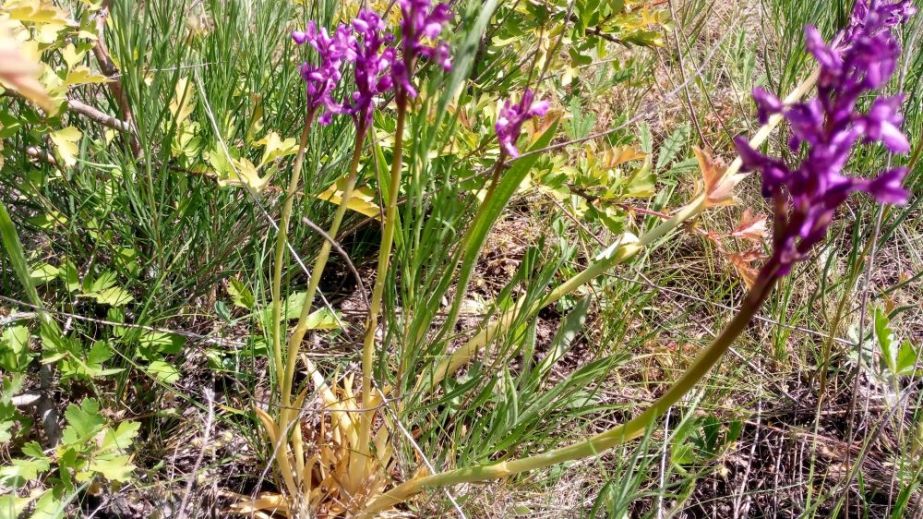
top-left (495, 90), bottom-right (551, 158)
top-left (735, 0), bottom-right (915, 277)
top-left (394, 0), bottom-right (453, 99)
top-left (291, 22), bottom-right (357, 124)
top-left (340, 9), bottom-right (396, 127)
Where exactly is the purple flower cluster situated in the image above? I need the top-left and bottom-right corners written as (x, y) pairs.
top-left (495, 90), bottom-right (551, 158)
top-left (735, 0), bottom-right (915, 276)
top-left (344, 10), bottom-right (397, 126)
top-left (394, 0), bottom-right (453, 98)
top-left (291, 23), bottom-right (356, 124)
top-left (291, 1), bottom-right (453, 128)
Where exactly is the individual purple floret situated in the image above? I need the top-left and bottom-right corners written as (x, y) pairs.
top-left (734, 0), bottom-right (914, 277)
top-left (494, 90), bottom-right (550, 158)
top-left (838, 0), bottom-right (916, 48)
top-left (342, 9), bottom-right (396, 126)
top-left (291, 23), bottom-right (357, 124)
top-left (393, 0), bottom-right (453, 98)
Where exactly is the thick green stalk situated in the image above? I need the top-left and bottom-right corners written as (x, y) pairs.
top-left (271, 111), bottom-right (316, 387)
top-left (357, 100), bottom-right (408, 467)
top-left (265, 111), bottom-right (315, 500)
top-left (362, 261), bottom-right (781, 517)
top-left (281, 126), bottom-right (368, 408)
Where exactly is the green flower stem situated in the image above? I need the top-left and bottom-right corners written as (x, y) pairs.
top-left (362, 262), bottom-right (781, 517)
top-left (271, 110), bottom-right (316, 388)
top-left (281, 125), bottom-right (369, 409)
top-left (358, 99), bottom-right (409, 468)
top-left (419, 68), bottom-right (820, 391)
top-left (265, 109), bottom-right (315, 500)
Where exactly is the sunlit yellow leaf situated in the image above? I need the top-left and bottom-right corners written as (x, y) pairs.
top-left (63, 65), bottom-right (110, 86)
top-left (255, 131), bottom-right (297, 167)
top-left (4, 0), bottom-right (72, 27)
top-left (169, 77), bottom-right (195, 124)
top-left (216, 157), bottom-right (270, 192)
top-left (60, 44), bottom-right (85, 68)
top-left (49, 126), bottom-right (82, 167)
top-left (316, 179), bottom-right (382, 219)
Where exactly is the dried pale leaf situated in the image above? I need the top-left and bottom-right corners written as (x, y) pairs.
top-left (316, 180), bottom-right (381, 219)
top-left (728, 250), bottom-right (766, 289)
top-left (732, 209), bottom-right (769, 242)
top-left (49, 126), bottom-right (82, 167)
top-left (694, 146), bottom-right (744, 207)
top-left (0, 29), bottom-right (57, 113)
top-left (229, 492), bottom-right (289, 516)
top-left (602, 145), bottom-right (646, 168)
top-left (708, 172), bottom-right (747, 206)
top-left (253, 407), bottom-right (278, 444)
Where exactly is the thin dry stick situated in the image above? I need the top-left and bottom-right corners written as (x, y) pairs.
top-left (732, 396), bottom-right (761, 519)
top-left (177, 387), bottom-right (215, 519)
top-left (67, 99), bottom-right (133, 133)
top-left (656, 407), bottom-right (672, 519)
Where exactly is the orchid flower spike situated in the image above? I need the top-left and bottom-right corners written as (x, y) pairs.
top-left (291, 22), bottom-right (357, 124)
top-left (494, 90), bottom-right (551, 158)
top-left (393, 0), bottom-right (453, 98)
top-left (735, 0), bottom-right (915, 277)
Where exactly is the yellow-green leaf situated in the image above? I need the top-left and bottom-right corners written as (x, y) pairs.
top-left (169, 77), bottom-right (195, 124)
top-left (49, 126), bottom-right (81, 167)
top-left (63, 65), bottom-right (109, 87)
top-left (60, 44), bottom-right (84, 68)
top-left (147, 360), bottom-right (180, 384)
top-left (87, 454), bottom-right (136, 483)
top-left (218, 158), bottom-right (270, 192)
top-left (255, 131), bottom-right (297, 167)
top-left (4, 0), bottom-right (71, 27)
top-left (316, 179), bottom-right (381, 219)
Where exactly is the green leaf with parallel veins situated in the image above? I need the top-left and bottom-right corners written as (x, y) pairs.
top-left (655, 124), bottom-right (690, 171)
